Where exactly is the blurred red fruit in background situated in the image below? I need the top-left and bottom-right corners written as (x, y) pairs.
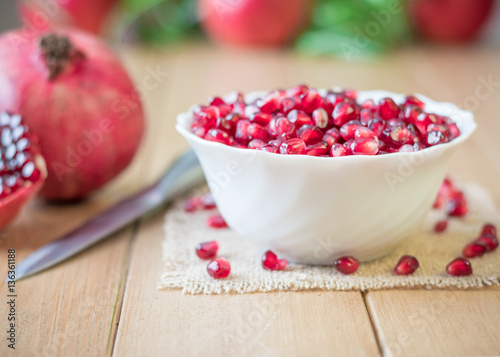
top-left (409, 0), bottom-right (494, 43)
top-left (17, 0), bottom-right (118, 34)
top-left (197, 0), bottom-right (310, 47)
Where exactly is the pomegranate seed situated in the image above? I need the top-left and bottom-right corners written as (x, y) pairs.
top-left (330, 143), bottom-right (347, 157)
top-left (262, 250), bottom-right (288, 271)
top-left (359, 109), bottom-right (372, 125)
top-left (209, 97), bottom-right (225, 106)
top-left (275, 117), bottom-right (295, 137)
top-left (280, 138), bottom-right (306, 155)
top-left (394, 255), bottom-right (419, 275)
top-left (404, 95), bottom-right (425, 109)
top-left (259, 144), bottom-right (279, 153)
top-left (481, 223), bottom-right (497, 237)
top-left (434, 220), bottom-right (448, 233)
top-left (332, 102), bottom-right (356, 126)
top-left (398, 144), bottom-right (414, 152)
top-left (351, 138), bottom-right (379, 156)
top-left (223, 91), bottom-right (245, 104)
top-left (446, 257), bottom-right (472, 276)
top-left (286, 84), bottom-right (309, 97)
top-left (184, 197), bottom-right (201, 212)
top-left (387, 126), bottom-right (411, 145)
top-left (259, 97), bottom-right (280, 114)
top-left (196, 240), bottom-right (219, 260)
top-left (367, 119), bottom-right (385, 137)
top-left (427, 124), bottom-right (451, 139)
top-left (340, 120), bottom-right (361, 141)
top-left (463, 242), bottom-right (487, 258)
top-left (199, 193), bottom-right (216, 209)
top-left (204, 129), bottom-right (230, 145)
top-left (297, 125), bottom-right (323, 145)
top-left (252, 112), bottom-right (273, 126)
top-left (446, 192), bottom-right (468, 217)
top-left (312, 108), bottom-right (329, 128)
top-left (334, 256), bottom-right (359, 275)
top-left (207, 215), bottom-right (228, 229)
top-left (448, 123), bottom-right (461, 139)
top-left (287, 110), bottom-right (313, 128)
top-left (427, 130), bottom-right (448, 146)
top-left (306, 141), bottom-right (329, 156)
top-left (281, 97), bottom-right (299, 114)
top-left (235, 119), bottom-right (251, 144)
top-left (354, 127), bottom-right (377, 140)
top-left (248, 139), bottom-right (265, 149)
top-left (361, 99), bottom-right (375, 109)
top-left (378, 98), bottom-right (400, 120)
top-left (475, 234), bottom-right (498, 252)
top-left (207, 258), bottom-right (231, 279)
top-left (301, 90), bottom-right (323, 113)
top-left (248, 123), bottom-right (270, 142)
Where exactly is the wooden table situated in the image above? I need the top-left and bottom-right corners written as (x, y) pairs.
top-left (1, 43), bottom-right (500, 357)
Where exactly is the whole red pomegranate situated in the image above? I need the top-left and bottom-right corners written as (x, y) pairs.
top-left (198, 0), bottom-right (310, 47)
top-left (17, 0), bottom-right (118, 34)
top-left (409, 0), bottom-right (494, 43)
top-left (0, 28), bottom-right (145, 201)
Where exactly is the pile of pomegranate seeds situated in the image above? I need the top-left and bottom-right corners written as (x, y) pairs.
top-left (262, 250), bottom-right (288, 271)
top-left (191, 86), bottom-right (461, 156)
top-left (0, 112), bottom-right (41, 198)
top-left (207, 258), bottom-right (231, 279)
top-left (196, 240), bottom-right (219, 260)
top-left (334, 256), bottom-right (359, 275)
top-left (394, 255), bottom-right (420, 275)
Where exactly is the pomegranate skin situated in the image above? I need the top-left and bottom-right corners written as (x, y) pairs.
top-left (198, 0), bottom-right (310, 47)
top-left (0, 29), bottom-right (145, 201)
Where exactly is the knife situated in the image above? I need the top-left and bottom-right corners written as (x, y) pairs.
top-left (11, 150), bottom-right (204, 281)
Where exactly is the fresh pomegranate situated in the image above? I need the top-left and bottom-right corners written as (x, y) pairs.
top-left (18, 0), bottom-right (118, 34)
top-left (446, 257), bottom-right (473, 276)
top-left (262, 250), bottom-right (288, 271)
top-left (196, 240), bottom-right (219, 260)
top-left (207, 214), bottom-right (228, 229)
top-left (191, 86), bottom-right (461, 157)
top-left (0, 29), bottom-right (145, 201)
top-left (0, 112), bottom-right (46, 230)
top-left (207, 258), bottom-right (231, 279)
top-left (409, 0), bottom-right (494, 43)
top-left (198, 0), bottom-right (310, 47)
top-left (394, 255), bottom-right (420, 275)
top-left (334, 256), bottom-right (359, 275)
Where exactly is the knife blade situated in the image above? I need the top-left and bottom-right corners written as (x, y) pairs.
top-left (11, 150), bottom-right (204, 281)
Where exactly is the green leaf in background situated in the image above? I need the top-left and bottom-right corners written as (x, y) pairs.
top-left (121, 0), bottom-right (200, 44)
top-left (296, 0), bottom-right (412, 59)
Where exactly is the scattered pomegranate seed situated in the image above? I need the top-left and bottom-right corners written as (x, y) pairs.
top-left (207, 258), bottom-right (231, 279)
top-left (481, 223), bottom-right (497, 237)
top-left (463, 242), bottom-right (487, 258)
top-left (446, 191), bottom-right (468, 217)
top-left (446, 257), bottom-right (472, 276)
top-left (196, 240), bottom-right (219, 260)
top-left (330, 143), bottom-right (347, 157)
top-left (192, 87), bottom-right (460, 156)
top-left (394, 255), bottom-right (419, 275)
top-left (207, 215), bottom-right (228, 229)
top-left (475, 234), bottom-right (498, 252)
top-left (334, 256), bottom-right (359, 275)
top-left (184, 197), bottom-right (201, 212)
top-left (199, 193), bottom-right (216, 209)
top-left (306, 141), bottom-right (329, 156)
top-left (434, 220), bottom-right (448, 233)
top-left (262, 250), bottom-right (288, 271)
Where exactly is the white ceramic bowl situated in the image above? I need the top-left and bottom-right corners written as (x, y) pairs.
top-left (176, 90), bottom-right (476, 265)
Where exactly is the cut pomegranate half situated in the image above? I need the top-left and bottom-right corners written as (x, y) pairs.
top-left (0, 112), bottom-right (46, 230)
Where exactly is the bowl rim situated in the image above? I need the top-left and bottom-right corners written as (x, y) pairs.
top-left (176, 88), bottom-right (477, 161)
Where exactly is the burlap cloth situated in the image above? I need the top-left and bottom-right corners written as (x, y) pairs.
top-left (158, 182), bottom-right (500, 294)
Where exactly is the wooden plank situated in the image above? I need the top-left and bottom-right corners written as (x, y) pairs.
top-left (365, 289), bottom-right (500, 357)
top-left (113, 213), bottom-right (381, 357)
